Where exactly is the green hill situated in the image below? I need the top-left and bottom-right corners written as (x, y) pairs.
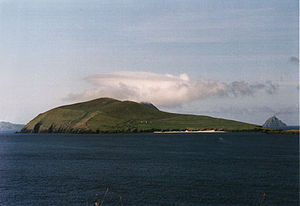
top-left (21, 98), bottom-right (262, 133)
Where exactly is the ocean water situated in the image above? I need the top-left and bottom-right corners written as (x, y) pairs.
top-left (283, 126), bottom-right (300, 130)
top-left (0, 132), bottom-right (298, 206)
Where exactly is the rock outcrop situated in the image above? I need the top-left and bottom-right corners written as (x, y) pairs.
top-left (262, 116), bottom-right (287, 129)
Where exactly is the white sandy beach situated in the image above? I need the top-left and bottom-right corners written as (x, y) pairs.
top-left (153, 130), bottom-right (226, 134)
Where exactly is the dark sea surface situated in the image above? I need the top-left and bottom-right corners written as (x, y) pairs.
top-left (283, 126), bottom-right (300, 130)
top-left (0, 133), bottom-right (298, 206)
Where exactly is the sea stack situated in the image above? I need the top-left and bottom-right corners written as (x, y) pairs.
top-left (262, 116), bottom-right (287, 129)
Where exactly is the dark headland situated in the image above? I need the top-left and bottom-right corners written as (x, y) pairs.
top-left (21, 97), bottom-right (266, 134)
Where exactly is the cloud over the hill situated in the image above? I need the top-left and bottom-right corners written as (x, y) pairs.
top-left (66, 71), bottom-right (278, 107)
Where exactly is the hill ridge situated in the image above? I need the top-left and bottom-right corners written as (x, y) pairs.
top-left (0, 121), bottom-right (25, 132)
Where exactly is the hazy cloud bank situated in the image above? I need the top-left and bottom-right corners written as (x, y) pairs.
top-left (66, 71), bottom-right (278, 107)
top-left (191, 105), bottom-right (299, 125)
top-left (202, 106), bottom-right (298, 116)
top-left (290, 56), bottom-right (299, 63)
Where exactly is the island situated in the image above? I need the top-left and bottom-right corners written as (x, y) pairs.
top-left (262, 116), bottom-right (299, 135)
top-left (0, 121), bottom-right (25, 133)
top-left (21, 97), bottom-right (264, 134)
top-left (262, 116), bottom-right (287, 129)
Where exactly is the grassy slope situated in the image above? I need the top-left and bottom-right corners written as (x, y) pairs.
top-left (22, 98), bottom-right (262, 133)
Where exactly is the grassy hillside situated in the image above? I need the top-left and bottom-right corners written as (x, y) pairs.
top-left (22, 98), bottom-right (262, 133)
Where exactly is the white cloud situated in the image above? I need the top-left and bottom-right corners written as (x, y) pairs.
top-left (66, 71), bottom-right (278, 107)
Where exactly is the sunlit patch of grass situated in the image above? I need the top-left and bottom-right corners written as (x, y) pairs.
top-left (91, 187), bottom-right (124, 206)
top-left (259, 192), bottom-right (267, 206)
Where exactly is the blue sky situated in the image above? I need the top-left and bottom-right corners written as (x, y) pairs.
top-left (0, 0), bottom-right (298, 125)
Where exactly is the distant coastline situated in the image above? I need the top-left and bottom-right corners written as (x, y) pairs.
top-left (21, 97), bottom-right (263, 134)
top-left (20, 98), bottom-right (299, 135)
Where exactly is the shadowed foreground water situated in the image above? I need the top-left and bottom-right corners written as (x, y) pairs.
top-left (0, 132), bottom-right (298, 205)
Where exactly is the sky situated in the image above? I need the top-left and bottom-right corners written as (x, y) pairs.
top-left (0, 0), bottom-right (298, 125)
